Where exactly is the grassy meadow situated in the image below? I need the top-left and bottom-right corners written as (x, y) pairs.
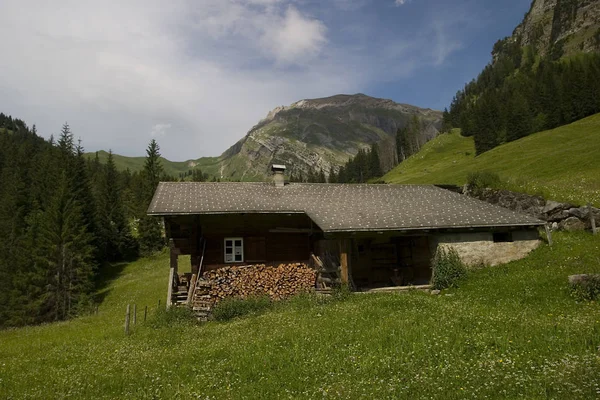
top-left (383, 113), bottom-right (600, 207)
top-left (86, 150), bottom-right (222, 179)
top-left (1, 232), bottom-right (599, 399)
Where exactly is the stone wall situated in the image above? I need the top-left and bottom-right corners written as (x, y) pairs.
top-left (465, 187), bottom-right (599, 232)
top-left (430, 230), bottom-right (541, 267)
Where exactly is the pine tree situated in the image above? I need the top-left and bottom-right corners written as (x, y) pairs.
top-left (38, 171), bottom-right (95, 321)
top-left (73, 141), bottom-right (101, 263)
top-left (143, 139), bottom-right (163, 204)
top-left (337, 164), bottom-right (348, 183)
top-left (97, 151), bottom-right (138, 261)
top-left (506, 92), bottom-right (532, 142)
top-left (57, 123), bottom-right (75, 170)
top-left (441, 108), bottom-right (452, 133)
top-left (318, 169), bottom-right (326, 183)
top-left (395, 127), bottom-right (407, 163)
top-left (368, 144), bottom-right (383, 179)
top-left (192, 168), bottom-right (207, 182)
top-left (328, 166), bottom-right (337, 183)
top-left (138, 140), bottom-right (164, 255)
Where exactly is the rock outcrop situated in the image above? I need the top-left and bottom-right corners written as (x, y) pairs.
top-left (466, 187), bottom-right (599, 232)
top-left (217, 94), bottom-right (442, 181)
top-left (510, 0), bottom-right (600, 57)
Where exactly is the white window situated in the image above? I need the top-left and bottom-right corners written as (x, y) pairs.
top-left (224, 238), bottom-right (244, 263)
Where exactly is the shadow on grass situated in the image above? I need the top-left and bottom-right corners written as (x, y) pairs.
top-left (93, 261), bottom-right (130, 305)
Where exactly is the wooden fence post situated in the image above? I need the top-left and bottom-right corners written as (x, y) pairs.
top-left (124, 304), bottom-right (130, 335)
top-left (589, 204), bottom-right (597, 235)
top-left (133, 304), bottom-right (137, 325)
top-left (545, 224), bottom-right (553, 246)
top-left (144, 306), bottom-right (148, 322)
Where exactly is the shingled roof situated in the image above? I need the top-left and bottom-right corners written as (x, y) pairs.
top-left (148, 182), bottom-right (544, 233)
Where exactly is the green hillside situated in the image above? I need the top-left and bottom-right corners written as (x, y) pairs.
top-left (86, 150), bottom-right (222, 178)
top-left (383, 113), bottom-right (600, 207)
top-left (1, 232), bottom-right (599, 398)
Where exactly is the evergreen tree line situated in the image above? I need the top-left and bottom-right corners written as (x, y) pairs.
top-left (329, 115), bottom-right (424, 183)
top-left (331, 143), bottom-right (383, 183)
top-left (395, 115), bottom-right (427, 164)
top-left (445, 39), bottom-right (600, 154)
top-left (289, 168), bottom-right (327, 183)
top-left (292, 115), bottom-right (426, 184)
top-left (0, 117), bottom-right (166, 327)
top-left (288, 143), bottom-right (382, 184)
top-left (178, 168), bottom-right (219, 182)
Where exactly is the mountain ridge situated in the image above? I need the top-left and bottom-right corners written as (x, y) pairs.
top-left (218, 93), bottom-right (442, 180)
top-left (507, 0), bottom-right (600, 58)
top-left (91, 93), bottom-right (443, 181)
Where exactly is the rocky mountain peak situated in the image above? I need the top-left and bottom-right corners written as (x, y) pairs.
top-left (219, 94), bottom-right (443, 181)
top-left (511, 0), bottom-right (600, 58)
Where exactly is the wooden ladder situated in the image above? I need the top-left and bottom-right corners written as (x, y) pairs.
top-left (189, 238), bottom-right (213, 321)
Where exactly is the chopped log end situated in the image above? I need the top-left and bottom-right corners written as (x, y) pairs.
top-left (195, 263), bottom-right (317, 306)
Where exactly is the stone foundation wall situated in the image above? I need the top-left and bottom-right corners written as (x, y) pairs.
top-left (430, 230), bottom-right (541, 267)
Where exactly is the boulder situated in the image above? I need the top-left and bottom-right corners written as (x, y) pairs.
top-left (476, 189), bottom-right (545, 218)
top-left (567, 207), bottom-right (589, 220)
top-left (546, 209), bottom-right (570, 222)
top-left (568, 274), bottom-right (600, 285)
top-left (559, 217), bottom-right (586, 232)
top-left (551, 222), bottom-right (559, 231)
top-left (542, 200), bottom-right (574, 215)
top-left (568, 274), bottom-right (600, 301)
top-left (430, 290), bottom-right (441, 295)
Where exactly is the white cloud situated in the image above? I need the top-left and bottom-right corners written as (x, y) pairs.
top-left (264, 6), bottom-right (327, 64)
top-left (0, 0), bottom-right (354, 159)
top-left (0, 0), bottom-right (466, 160)
top-left (395, 0), bottom-right (409, 5)
top-left (151, 123), bottom-right (172, 138)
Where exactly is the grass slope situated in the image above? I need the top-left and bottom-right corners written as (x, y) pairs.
top-left (86, 150), bottom-right (222, 178)
top-left (1, 233), bottom-right (600, 399)
top-left (383, 113), bottom-right (600, 207)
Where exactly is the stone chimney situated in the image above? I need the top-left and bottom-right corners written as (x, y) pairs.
top-left (271, 164), bottom-right (286, 188)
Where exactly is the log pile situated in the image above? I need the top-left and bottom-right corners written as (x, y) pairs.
top-left (201, 263), bottom-right (317, 302)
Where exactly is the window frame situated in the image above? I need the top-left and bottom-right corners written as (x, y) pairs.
top-left (224, 237), bottom-right (244, 263)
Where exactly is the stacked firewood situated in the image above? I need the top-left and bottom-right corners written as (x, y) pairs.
top-left (201, 263), bottom-right (316, 302)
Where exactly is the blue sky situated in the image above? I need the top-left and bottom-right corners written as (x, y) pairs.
top-left (0, 0), bottom-right (531, 160)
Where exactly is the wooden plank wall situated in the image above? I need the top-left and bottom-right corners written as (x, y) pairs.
top-left (196, 213), bottom-right (316, 270)
top-left (349, 235), bottom-right (432, 288)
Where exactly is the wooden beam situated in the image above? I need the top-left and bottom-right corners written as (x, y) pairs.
top-left (170, 248), bottom-right (178, 271)
top-left (339, 239), bottom-right (350, 285)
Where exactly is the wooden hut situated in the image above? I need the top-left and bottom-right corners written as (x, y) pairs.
top-left (148, 165), bottom-right (544, 305)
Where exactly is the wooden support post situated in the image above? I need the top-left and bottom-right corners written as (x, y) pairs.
top-left (191, 255), bottom-right (199, 276)
top-left (589, 204), bottom-right (597, 235)
top-left (124, 304), bottom-right (130, 335)
top-left (167, 245), bottom-right (179, 309)
top-left (144, 306), bottom-right (148, 322)
top-left (133, 304), bottom-right (137, 325)
top-left (186, 274), bottom-right (198, 305)
top-left (545, 224), bottom-right (553, 247)
top-left (167, 266), bottom-right (175, 309)
top-left (340, 239), bottom-right (350, 285)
